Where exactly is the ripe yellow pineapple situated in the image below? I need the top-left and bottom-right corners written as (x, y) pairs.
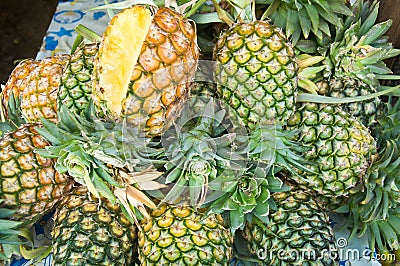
top-left (0, 123), bottom-right (72, 221)
top-left (138, 203), bottom-right (233, 265)
top-left (2, 55), bottom-right (70, 123)
top-left (93, 5), bottom-right (200, 137)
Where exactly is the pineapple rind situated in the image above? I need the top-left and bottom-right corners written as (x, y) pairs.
top-left (57, 42), bottom-right (99, 114)
top-left (214, 21), bottom-right (298, 129)
top-left (52, 186), bottom-right (138, 265)
top-left (138, 203), bottom-right (233, 265)
top-left (287, 103), bottom-right (377, 206)
top-left (0, 124), bottom-right (72, 221)
top-left (243, 188), bottom-right (338, 266)
top-left (93, 7), bottom-right (199, 137)
top-left (2, 55), bottom-right (69, 123)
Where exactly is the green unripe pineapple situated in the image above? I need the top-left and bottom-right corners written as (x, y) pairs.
top-left (243, 187), bottom-right (338, 266)
top-left (287, 103), bottom-right (377, 207)
top-left (213, 21), bottom-right (298, 128)
top-left (52, 186), bottom-right (138, 265)
top-left (57, 42), bottom-right (98, 114)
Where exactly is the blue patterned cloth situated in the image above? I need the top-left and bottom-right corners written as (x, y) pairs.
top-left (10, 0), bottom-right (383, 265)
top-left (36, 0), bottom-right (119, 60)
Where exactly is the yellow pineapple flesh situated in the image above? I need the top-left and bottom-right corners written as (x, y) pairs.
top-left (93, 6), bottom-right (199, 137)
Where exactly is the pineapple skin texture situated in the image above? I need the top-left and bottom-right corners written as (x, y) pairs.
top-left (138, 203), bottom-right (233, 265)
top-left (52, 186), bottom-right (138, 266)
top-left (287, 103), bottom-right (377, 206)
top-left (325, 77), bottom-right (383, 128)
top-left (0, 124), bottom-right (72, 221)
top-left (2, 55), bottom-right (70, 123)
top-left (57, 42), bottom-right (99, 114)
top-left (213, 21), bottom-right (298, 129)
top-left (243, 188), bottom-right (338, 266)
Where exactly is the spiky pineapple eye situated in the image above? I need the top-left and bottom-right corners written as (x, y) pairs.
top-left (226, 35), bottom-right (244, 51)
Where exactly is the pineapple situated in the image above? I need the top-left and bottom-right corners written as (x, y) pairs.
top-left (52, 185), bottom-right (138, 265)
top-left (2, 58), bottom-right (38, 114)
top-left (0, 123), bottom-right (72, 221)
top-left (138, 203), bottom-right (233, 265)
top-left (210, 3), bottom-right (317, 217)
top-left (338, 98), bottom-right (400, 257)
top-left (93, 5), bottom-right (200, 137)
top-left (2, 54), bottom-right (69, 123)
top-left (213, 19), bottom-right (298, 128)
top-left (2, 41), bottom-right (99, 123)
top-left (287, 103), bottom-right (377, 207)
top-left (136, 96), bottom-right (240, 265)
top-left (316, 0), bottom-right (400, 127)
top-left (321, 77), bottom-right (383, 127)
top-left (242, 187), bottom-right (338, 265)
top-left (57, 42), bottom-right (99, 114)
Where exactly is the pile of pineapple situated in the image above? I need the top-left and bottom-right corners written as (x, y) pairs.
top-left (2, 0), bottom-right (400, 265)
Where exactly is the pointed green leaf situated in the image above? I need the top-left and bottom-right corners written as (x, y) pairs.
top-left (359, 3), bottom-right (379, 36)
top-left (362, 21), bottom-right (391, 45)
top-left (230, 208), bottom-right (245, 232)
top-left (328, 0), bottom-right (352, 16)
top-left (298, 8), bottom-right (311, 39)
top-left (0, 208), bottom-right (17, 219)
top-left (91, 169), bottom-right (116, 203)
top-left (93, 162), bottom-right (120, 188)
top-left (317, 18), bottom-right (331, 37)
top-left (36, 120), bottom-right (63, 145)
top-left (304, 3), bottom-right (319, 34)
top-left (165, 168), bottom-right (183, 184)
top-left (0, 220), bottom-right (22, 230)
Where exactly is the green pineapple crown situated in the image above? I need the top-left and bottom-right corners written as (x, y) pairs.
top-left (206, 163), bottom-right (288, 232)
top-left (35, 102), bottom-right (163, 224)
top-left (321, 0), bottom-right (400, 87)
top-left (260, 0), bottom-right (352, 47)
top-left (156, 94), bottom-right (310, 232)
top-left (159, 99), bottom-right (248, 207)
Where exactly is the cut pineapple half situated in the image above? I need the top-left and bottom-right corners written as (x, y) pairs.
top-left (96, 5), bottom-right (153, 115)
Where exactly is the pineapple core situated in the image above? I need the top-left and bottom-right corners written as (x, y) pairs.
top-left (97, 6), bottom-right (153, 115)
